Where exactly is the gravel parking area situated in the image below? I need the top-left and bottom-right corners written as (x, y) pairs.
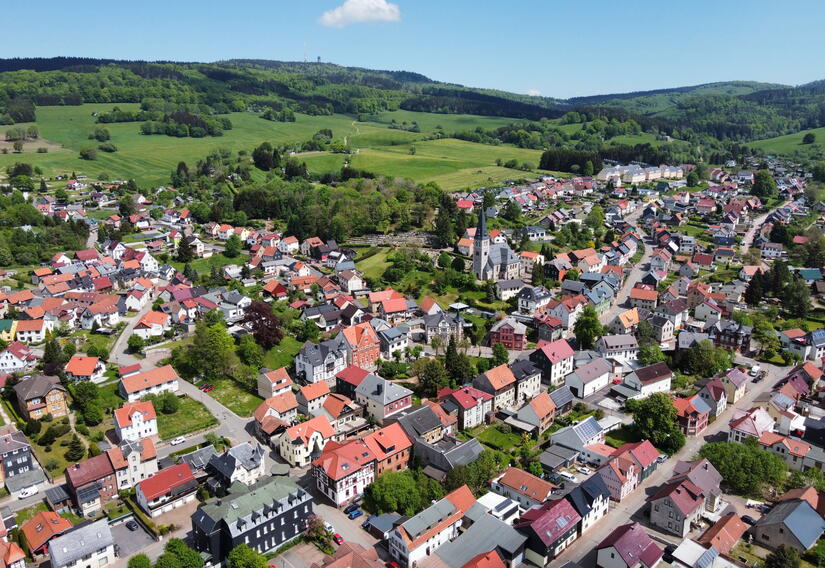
top-left (112, 517), bottom-right (156, 559)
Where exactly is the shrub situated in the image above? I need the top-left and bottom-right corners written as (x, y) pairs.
top-left (36, 147), bottom-right (48, 153)
top-left (79, 147), bottom-right (97, 161)
top-left (98, 142), bottom-right (118, 153)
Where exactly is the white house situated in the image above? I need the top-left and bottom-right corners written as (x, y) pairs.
top-left (133, 311), bottom-right (171, 339)
top-left (114, 401), bottom-right (158, 442)
top-left (119, 365), bottom-right (180, 402)
top-left (565, 358), bottom-right (611, 399)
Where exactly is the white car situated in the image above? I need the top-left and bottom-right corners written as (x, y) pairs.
top-left (559, 472), bottom-right (579, 483)
top-left (324, 521), bottom-right (335, 533)
top-left (576, 467), bottom-right (591, 475)
top-left (18, 486), bottom-right (37, 499)
top-left (170, 436), bottom-right (186, 446)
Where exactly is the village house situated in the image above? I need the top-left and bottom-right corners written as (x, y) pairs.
top-left (14, 375), bottom-right (68, 420)
top-left (119, 365), bottom-right (180, 402)
top-left (64, 355), bottom-right (105, 383)
top-left (473, 364), bottom-right (517, 411)
top-left (114, 401), bottom-right (158, 442)
top-left (135, 463), bottom-right (198, 518)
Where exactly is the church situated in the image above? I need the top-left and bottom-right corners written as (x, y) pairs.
top-left (472, 208), bottom-right (520, 281)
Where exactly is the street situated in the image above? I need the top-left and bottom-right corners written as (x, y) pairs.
top-left (552, 355), bottom-right (787, 567)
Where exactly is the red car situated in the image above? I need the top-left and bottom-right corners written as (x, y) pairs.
top-left (386, 562), bottom-right (400, 568)
top-left (333, 533), bottom-right (344, 545)
top-left (203, 386), bottom-right (215, 392)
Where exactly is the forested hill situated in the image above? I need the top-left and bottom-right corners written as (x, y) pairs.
top-left (2, 57), bottom-right (825, 142)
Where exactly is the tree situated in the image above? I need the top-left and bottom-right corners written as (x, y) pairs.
top-left (237, 334), bottom-right (264, 368)
top-left (154, 554), bottom-right (182, 568)
top-left (79, 147), bottom-right (97, 161)
top-left (574, 305), bottom-right (603, 349)
top-left (240, 301), bottom-right (283, 350)
top-left (803, 133), bottom-right (816, 145)
top-left (744, 272), bottom-right (764, 307)
top-left (227, 544), bottom-right (268, 568)
top-left (164, 538), bottom-right (204, 568)
top-left (765, 546), bottom-right (800, 568)
top-left (492, 342), bottom-right (509, 366)
top-left (224, 234), bottom-right (242, 258)
top-left (451, 256), bottom-right (465, 272)
top-left (127, 334), bottom-right (145, 354)
top-left (677, 339), bottom-right (733, 376)
top-left (532, 262), bottom-right (545, 286)
top-left (784, 277), bottom-right (811, 318)
top-left (118, 196), bottom-right (136, 217)
top-left (585, 205), bottom-right (605, 229)
top-left (445, 338), bottom-right (472, 383)
top-left (564, 269), bottom-right (580, 281)
top-left (699, 438), bottom-right (786, 495)
top-left (175, 239), bottom-right (194, 263)
top-left (42, 338), bottom-right (65, 375)
top-left (184, 321), bottom-right (239, 380)
top-left (503, 200), bottom-right (521, 222)
top-left (154, 391), bottom-right (181, 414)
top-left (12, 141), bottom-right (22, 153)
top-left (419, 359), bottom-right (449, 397)
top-left (686, 170), bottom-right (700, 187)
top-left (128, 555), bottom-right (152, 568)
top-left (638, 342), bottom-right (665, 365)
top-left (366, 470), bottom-right (437, 515)
top-left (627, 393), bottom-right (686, 454)
top-left (752, 170), bottom-right (778, 199)
top-left (73, 381), bottom-right (99, 406)
top-left (251, 142), bottom-right (276, 171)
top-left (437, 252), bottom-right (452, 269)
top-left (83, 402), bottom-right (103, 426)
top-left (64, 434), bottom-right (85, 462)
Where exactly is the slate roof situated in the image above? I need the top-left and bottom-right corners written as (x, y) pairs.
top-left (597, 522), bottom-right (662, 568)
top-left (355, 374), bottom-right (412, 405)
top-left (755, 498), bottom-right (825, 550)
top-left (48, 519), bottom-right (112, 568)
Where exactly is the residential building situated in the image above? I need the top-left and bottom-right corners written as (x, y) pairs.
top-left (355, 374), bottom-right (413, 424)
top-left (297, 382), bottom-right (331, 416)
top-left (192, 476), bottom-right (313, 565)
top-left (108, 439), bottom-right (158, 491)
top-left (706, 320), bottom-right (752, 352)
top-left (490, 467), bottom-right (557, 509)
top-left (256, 367), bottom-right (293, 399)
top-left (673, 395), bottom-right (711, 436)
top-left (696, 512), bottom-right (748, 556)
top-left (114, 401), bottom-right (158, 442)
top-left (752, 499), bottom-right (825, 552)
top-left (473, 364), bottom-right (517, 411)
top-left (276, 415), bottom-right (335, 467)
top-left (489, 317), bottom-right (527, 350)
top-left (529, 339), bottom-right (575, 386)
top-left (596, 335), bottom-right (639, 362)
top-left (119, 365), bottom-right (180, 402)
top-left (438, 386), bottom-right (493, 430)
top-left (13, 374), bottom-right (68, 420)
top-left (649, 478), bottom-right (705, 537)
top-left (515, 498), bottom-right (581, 565)
top-left (595, 522), bottom-right (663, 568)
top-left (312, 439), bottom-right (376, 507)
top-left (207, 442), bottom-right (267, 488)
top-left (21, 510), bottom-right (72, 557)
top-left (422, 312), bottom-right (464, 345)
top-left (135, 462), bottom-right (198, 518)
top-left (64, 355), bottom-right (105, 383)
top-left (388, 485), bottom-right (475, 567)
top-left (718, 368), bottom-right (749, 404)
top-left (620, 362), bottom-right (673, 400)
top-left (697, 379), bottom-right (727, 418)
top-left (295, 339), bottom-right (349, 388)
top-left (597, 455), bottom-right (637, 502)
top-left (565, 358), bottom-right (611, 399)
top-left (0, 427), bottom-right (36, 486)
top-left (511, 359), bottom-right (542, 407)
top-left (564, 474), bottom-right (611, 535)
top-left (253, 391), bottom-right (299, 440)
top-left (48, 519), bottom-right (114, 568)
top-left (65, 454), bottom-right (117, 516)
top-left (362, 422), bottom-right (413, 476)
top-left (342, 322), bottom-right (381, 370)
top-left (728, 407), bottom-right (775, 442)
top-left (515, 392), bottom-right (556, 435)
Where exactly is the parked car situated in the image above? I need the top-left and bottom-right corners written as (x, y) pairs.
top-left (558, 472), bottom-right (578, 483)
top-left (324, 521), bottom-right (334, 533)
top-left (170, 436), bottom-right (186, 446)
top-left (343, 503), bottom-right (359, 514)
top-left (203, 386), bottom-right (215, 392)
top-left (17, 486), bottom-right (37, 499)
top-left (348, 509), bottom-right (364, 520)
top-left (749, 365), bottom-right (761, 377)
top-left (126, 521), bottom-right (139, 531)
top-left (386, 562), bottom-right (400, 568)
top-left (333, 534), bottom-right (343, 545)
top-left (742, 515), bottom-right (757, 526)
top-left (576, 467), bottom-right (591, 475)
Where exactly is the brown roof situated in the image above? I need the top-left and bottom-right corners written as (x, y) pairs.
top-left (497, 467), bottom-right (557, 502)
top-left (696, 512), bottom-right (747, 554)
top-left (120, 365), bottom-right (179, 394)
top-left (481, 364), bottom-right (516, 390)
top-left (65, 453), bottom-right (115, 489)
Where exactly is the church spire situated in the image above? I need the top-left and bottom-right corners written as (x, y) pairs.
top-left (476, 206), bottom-right (488, 239)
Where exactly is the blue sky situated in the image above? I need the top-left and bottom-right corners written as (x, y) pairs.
top-left (5, 0), bottom-right (825, 98)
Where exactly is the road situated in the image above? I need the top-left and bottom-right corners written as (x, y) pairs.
top-left (110, 296), bottom-right (164, 368)
top-left (739, 202), bottom-right (787, 255)
top-left (600, 207), bottom-right (652, 327)
top-left (553, 355), bottom-right (788, 567)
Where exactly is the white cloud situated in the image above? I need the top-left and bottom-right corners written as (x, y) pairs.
top-left (319, 0), bottom-right (401, 28)
top-left (527, 89), bottom-right (542, 97)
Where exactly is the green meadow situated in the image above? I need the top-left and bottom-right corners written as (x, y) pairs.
top-left (0, 104), bottom-right (554, 189)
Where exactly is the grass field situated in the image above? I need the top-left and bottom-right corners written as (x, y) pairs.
top-left (750, 126), bottom-right (825, 155)
top-left (0, 104), bottom-right (554, 190)
top-left (156, 395), bottom-right (218, 440)
top-left (356, 248), bottom-right (392, 281)
top-left (262, 337), bottom-right (302, 370)
top-left (205, 378), bottom-right (264, 417)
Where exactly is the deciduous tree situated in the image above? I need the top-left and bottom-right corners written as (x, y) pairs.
top-left (240, 301), bottom-right (283, 350)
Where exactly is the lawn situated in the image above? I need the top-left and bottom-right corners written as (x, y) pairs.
top-left (156, 395), bottom-right (218, 440)
top-left (15, 502), bottom-right (48, 525)
top-left (262, 337), bottom-right (302, 370)
top-left (205, 378), bottom-right (264, 417)
top-left (750, 126), bottom-right (825, 155)
top-left (355, 248), bottom-right (392, 281)
top-left (605, 425), bottom-right (642, 449)
top-left (169, 253), bottom-right (245, 276)
top-left (472, 424), bottom-right (523, 451)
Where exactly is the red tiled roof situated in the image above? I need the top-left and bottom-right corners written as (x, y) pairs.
top-left (137, 463), bottom-right (195, 501)
top-left (120, 365), bottom-right (179, 394)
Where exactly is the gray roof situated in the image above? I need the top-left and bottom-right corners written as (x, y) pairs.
top-left (598, 334), bottom-right (638, 351)
top-left (45, 484), bottom-right (71, 506)
top-left (435, 514), bottom-right (526, 568)
top-left (208, 442), bottom-right (264, 481)
top-left (298, 338), bottom-right (347, 366)
top-left (0, 430), bottom-right (30, 455)
top-left (551, 417), bottom-right (603, 452)
top-left (14, 374), bottom-right (65, 400)
top-left (550, 386), bottom-right (574, 408)
top-left (678, 331), bottom-right (709, 350)
top-left (364, 512), bottom-right (401, 534)
top-left (5, 468), bottom-right (46, 492)
top-left (192, 476), bottom-right (310, 538)
top-left (48, 519), bottom-right (113, 568)
top-left (402, 496), bottom-right (457, 540)
top-left (177, 445), bottom-right (217, 471)
top-left (755, 499), bottom-right (825, 549)
top-left (491, 317), bottom-right (526, 335)
top-left (496, 279), bottom-right (525, 291)
top-left (539, 445), bottom-right (579, 470)
top-left (355, 374), bottom-right (413, 405)
top-left (396, 406), bottom-right (442, 439)
top-left (568, 358), bottom-right (611, 385)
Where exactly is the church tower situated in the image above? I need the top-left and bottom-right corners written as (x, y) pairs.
top-left (472, 207), bottom-right (490, 280)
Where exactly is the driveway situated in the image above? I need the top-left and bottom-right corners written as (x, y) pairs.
top-left (313, 502), bottom-right (378, 551)
top-left (111, 517), bottom-right (157, 560)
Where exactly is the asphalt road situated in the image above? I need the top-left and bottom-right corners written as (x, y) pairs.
top-left (552, 355), bottom-right (787, 567)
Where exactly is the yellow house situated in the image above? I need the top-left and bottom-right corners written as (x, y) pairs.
top-left (0, 320), bottom-right (17, 343)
